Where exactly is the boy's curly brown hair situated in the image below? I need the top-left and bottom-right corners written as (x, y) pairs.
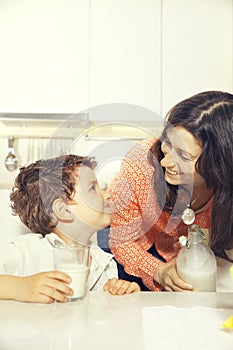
top-left (10, 154), bottom-right (97, 235)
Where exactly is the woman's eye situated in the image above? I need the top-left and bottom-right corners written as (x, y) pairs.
top-left (179, 152), bottom-right (192, 161)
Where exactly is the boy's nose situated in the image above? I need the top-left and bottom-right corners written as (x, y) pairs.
top-left (99, 187), bottom-right (111, 200)
top-left (103, 190), bottom-right (111, 200)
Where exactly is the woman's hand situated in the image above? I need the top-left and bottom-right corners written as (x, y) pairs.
top-left (8, 271), bottom-right (74, 303)
top-left (155, 260), bottom-right (193, 292)
top-left (104, 278), bottom-right (140, 295)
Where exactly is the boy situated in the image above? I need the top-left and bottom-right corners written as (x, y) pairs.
top-left (0, 154), bottom-right (140, 303)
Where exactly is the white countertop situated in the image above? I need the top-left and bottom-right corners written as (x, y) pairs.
top-left (0, 292), bottom-right (232, 350)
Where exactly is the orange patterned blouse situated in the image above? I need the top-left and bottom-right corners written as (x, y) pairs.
top-left (109, 139), bottom-right (212, 291)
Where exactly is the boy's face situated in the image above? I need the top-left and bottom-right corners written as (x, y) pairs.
top-left (69, 166), bottom-right (112, 230)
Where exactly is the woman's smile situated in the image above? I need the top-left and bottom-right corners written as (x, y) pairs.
top-left (165, 168), bottom-right (181, 176)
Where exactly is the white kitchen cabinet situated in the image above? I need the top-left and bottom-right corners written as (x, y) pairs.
top-left (162, 0), bottom-right (233, 114)
top-left (89, 0), bottom-right (162, 116)
top-left (0, 0), bottom-right (90, 113)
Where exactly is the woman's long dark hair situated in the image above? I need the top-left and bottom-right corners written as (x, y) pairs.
top-left (149, 91), bottom-right (233, 260)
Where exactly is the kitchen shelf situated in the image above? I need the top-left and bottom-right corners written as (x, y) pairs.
top-left (0, 113), bottom-right (90, 128)
top-left (0, 113), bottom-right (90, 139)
top-left (0, 114), bottom-right (163, 139)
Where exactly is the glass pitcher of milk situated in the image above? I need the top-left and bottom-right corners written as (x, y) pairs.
top-left (176, 224), bottom-right (216, 292)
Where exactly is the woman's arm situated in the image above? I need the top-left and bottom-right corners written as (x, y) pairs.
top-left (110, 239), bottom-right (164, 291)
top-left (110, 140), bottom-right (164, 290)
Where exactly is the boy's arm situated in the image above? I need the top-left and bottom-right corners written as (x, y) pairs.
top-left (104, 278), bottom-right (140, 295)
top-left (0, 271), bottom-right (73, 303)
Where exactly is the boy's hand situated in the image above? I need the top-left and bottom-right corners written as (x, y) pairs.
top-left (103, 278), bottom-right (140, 295)
top-left (13, 271), bottom-right (73, 303)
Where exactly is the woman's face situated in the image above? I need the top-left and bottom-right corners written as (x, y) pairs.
top-left (160, 126), bottom-right (205, 187)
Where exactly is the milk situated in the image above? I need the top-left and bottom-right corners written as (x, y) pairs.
top-left (177, 267), bottom-right (216, 292)
top-left (176, 224), bottom-right (216, 292)
top-left (57, 264), bottom-right (89, 299)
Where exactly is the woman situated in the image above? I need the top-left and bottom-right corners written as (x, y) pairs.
top-left (109, 91), bottom-right (233, 292)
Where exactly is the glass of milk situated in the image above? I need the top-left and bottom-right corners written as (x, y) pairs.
top-left (54, 243), bottom-right (90, 301)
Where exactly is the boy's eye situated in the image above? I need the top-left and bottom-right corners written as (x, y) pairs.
top-left (89, 184), bottom-right (97, 191)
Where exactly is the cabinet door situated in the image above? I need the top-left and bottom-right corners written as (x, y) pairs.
top-left (0, 1), bottom-right (89, 113)
top-left (89, 0), bottom-right (162, 116)
top-left (162, 0), bottom-right (233, 114)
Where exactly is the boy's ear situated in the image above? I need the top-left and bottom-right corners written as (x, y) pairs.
top-left (52, 198), bottom-right (74, 221)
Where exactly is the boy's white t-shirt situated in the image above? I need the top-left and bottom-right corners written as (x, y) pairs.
top-left (0, 233), bottom-right (118, 292)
